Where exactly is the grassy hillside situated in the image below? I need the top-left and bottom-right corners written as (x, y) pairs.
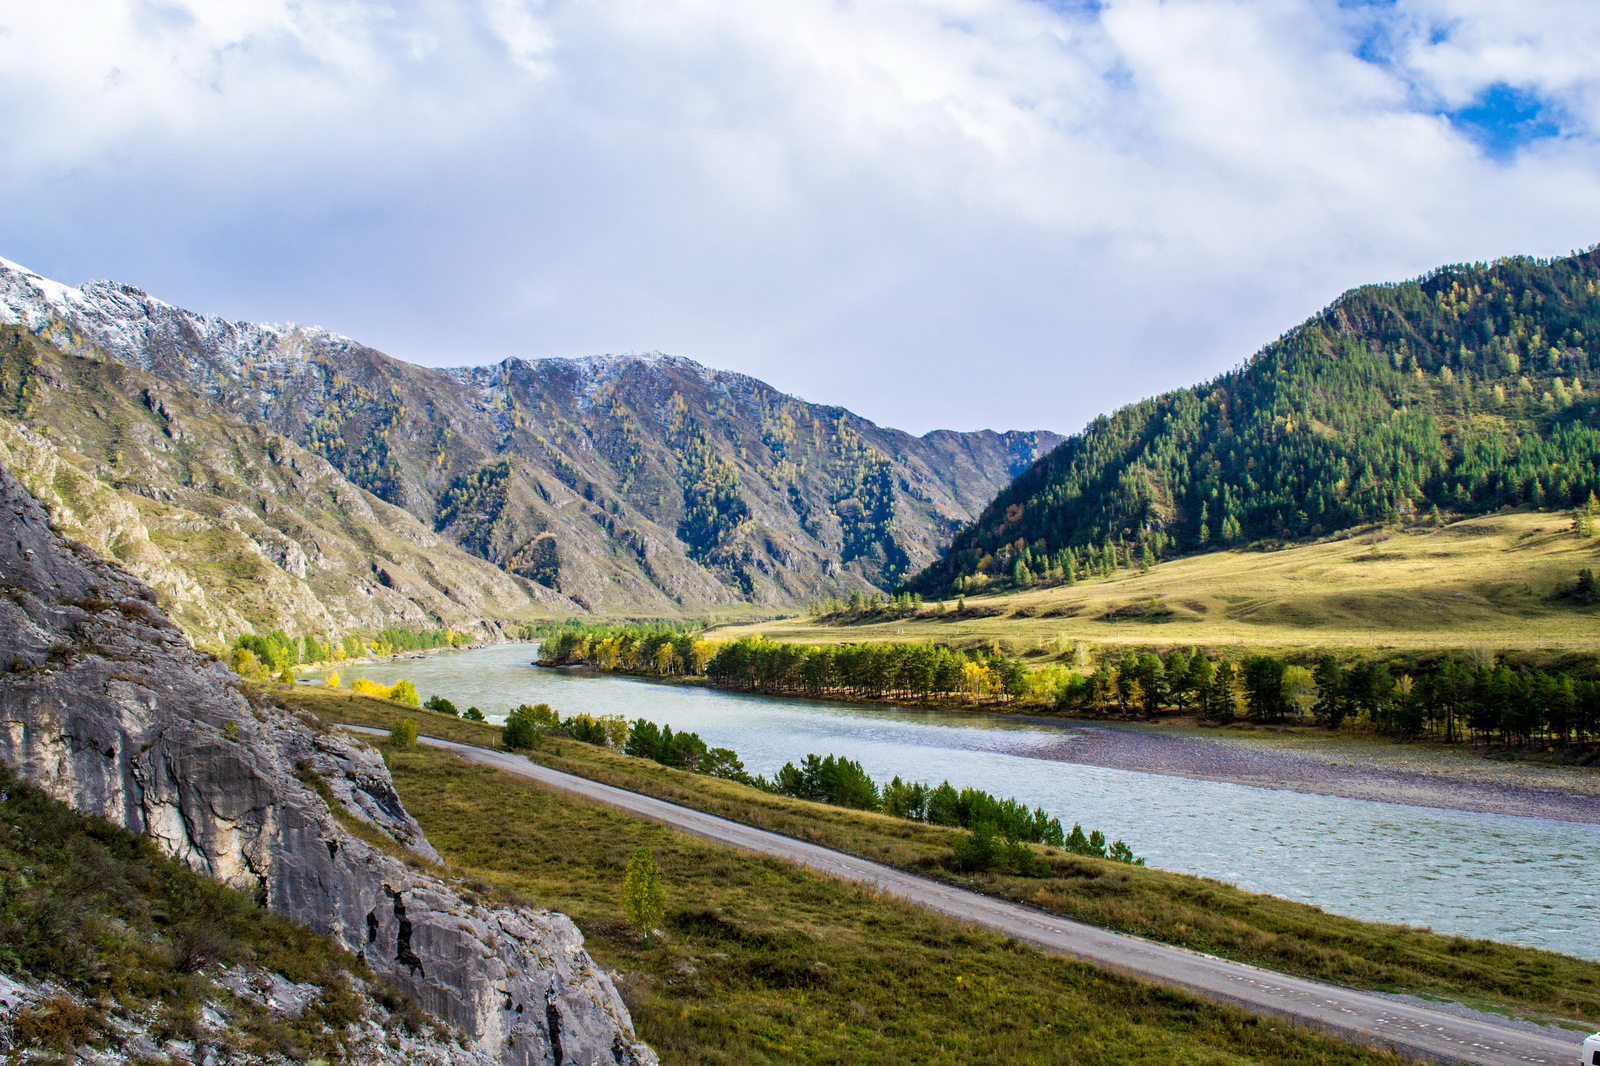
top-left (293, 687), bottom-right (1600, 1024)
top-left (732, 510), bottom-right (1600, 655)
top-left (0, 326), bottom-right (562, 645)
top-left (913, 248), bottom-right (1600, 597)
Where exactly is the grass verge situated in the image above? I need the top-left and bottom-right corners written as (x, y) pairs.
top-left (384, 740), bottom-right (1408, 1065)
top-left (279, 684), bottom-right (1600, 1025)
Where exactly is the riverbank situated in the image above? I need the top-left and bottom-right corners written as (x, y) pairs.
top-left (293, 639), bottom-right (500, 676)
top-left (1024, 722), bottom-right (1600, 824)
top-left (276, 651), bottom-right (1600, 958)
top-left (541, 662), bottom-right (1600, 824)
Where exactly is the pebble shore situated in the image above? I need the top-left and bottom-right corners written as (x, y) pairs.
top-left (1024, 723), bottom-right (1600, 823)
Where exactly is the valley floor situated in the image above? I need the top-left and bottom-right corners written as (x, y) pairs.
top-left (718, 510), bottom-right (1600, 653)
top-left (353, 727), bottom-right (1586, 1066)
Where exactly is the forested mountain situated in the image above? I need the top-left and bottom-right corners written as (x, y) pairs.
top-left (0, 258), bottom-right (1057, 615)
top-left (911, 247), bottom-right (1600, 594)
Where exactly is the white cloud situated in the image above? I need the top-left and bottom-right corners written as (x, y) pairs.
top-left (1, 0), bottom-right (1599, 433)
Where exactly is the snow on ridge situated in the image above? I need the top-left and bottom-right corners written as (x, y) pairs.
top-left (444, 352), bottom-right (779, 406)
top-left (0, 256), bottom-right (86, 328)
top-left (0, 256), bottom-right (374, 378)
top-left (0, 259), bottom-right (769, 404)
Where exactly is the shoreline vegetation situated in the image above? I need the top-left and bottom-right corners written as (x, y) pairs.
top-left (220, 623), bottom-right (546, 682)
top-left (281, 626), bottom-right (1600, 819)
top-left (274, 684), bottom-right (1600, 1026)
top-left (496, 700), bottom-right (1139, 869)
top-left (536, 623), bottom-right (1600, 756)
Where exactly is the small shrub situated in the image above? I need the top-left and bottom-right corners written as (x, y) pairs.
top-left (501, 707), bottom-right (540, 750)
top-left (463, 706), bottom-right (485, 721)
top-left (15, 995), bottom-right (97, 1053)
top-left (389, 718), bottom-right (418, 749)
top-left (172, 920), bottom-right (234, 972)
top-left (230, 647), bottom-right (266, 679)
top-left (351, 677), bottom-right (420, 706)
top-left (622, 847), bottom-right (666, 936)
top-left (1005, 837), bottom-right (1048, 877)
top-left (951, 822), bottom-right (1000, 873)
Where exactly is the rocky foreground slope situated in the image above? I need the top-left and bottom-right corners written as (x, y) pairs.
top-left (0, 459), bottom-right (654, 1064)
top-left (0, 258), bottom-right (1058, 613)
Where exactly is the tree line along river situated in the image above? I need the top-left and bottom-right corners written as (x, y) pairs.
top-left (305, 642), bottom-right (1600, 961)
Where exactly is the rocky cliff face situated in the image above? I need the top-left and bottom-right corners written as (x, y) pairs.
top-left (0, 460), bottom-right (654, 1065)
top-left (0, 258), bottom-right (1059, 612)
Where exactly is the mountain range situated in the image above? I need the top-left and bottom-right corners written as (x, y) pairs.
top-left (0, 258), bottom-right (1058, 641)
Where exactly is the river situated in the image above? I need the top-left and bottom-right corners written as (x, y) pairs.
top-left (308, 643), bottom-right (1600, 960)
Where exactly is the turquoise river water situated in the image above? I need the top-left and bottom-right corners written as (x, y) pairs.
top-left (308, 643), bottom-right (1599, 960)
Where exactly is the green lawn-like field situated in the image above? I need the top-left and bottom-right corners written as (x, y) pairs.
top-left (283, 686), bottom-right (1600, 1027)
top-left (710, 511), bottom-right (1600, 656)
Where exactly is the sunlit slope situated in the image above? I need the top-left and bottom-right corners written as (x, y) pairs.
top-left (722, 511), bottom-right (1600, 652)
top-left (911, 249), bottom-right (1600, 600)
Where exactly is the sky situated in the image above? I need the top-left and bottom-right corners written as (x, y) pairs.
top-left (3, 1), bottom-right (1600, 436)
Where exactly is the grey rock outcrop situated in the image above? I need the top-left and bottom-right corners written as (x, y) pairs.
top-left (1, 966), bottom-right (504, 1065)
top-left (0, 460), bottom-right (655, 1065)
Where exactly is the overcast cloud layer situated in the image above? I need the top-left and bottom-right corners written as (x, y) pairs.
top-left (2, 0), bottom-right (1599, 434)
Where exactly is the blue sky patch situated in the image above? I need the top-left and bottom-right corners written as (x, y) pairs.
top-left (1446, 83), bottom-right (1562, 160)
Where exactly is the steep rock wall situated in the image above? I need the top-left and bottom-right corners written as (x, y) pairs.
top-left (0, 461), bottom-right (653, 1065)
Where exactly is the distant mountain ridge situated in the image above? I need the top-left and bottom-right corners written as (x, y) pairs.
top-left (0, 324), bottom-right (563, 646)
top-left (0, 258), bottom-right (1059, 617)
top-left (911, 247), bottom-right (1600, 595)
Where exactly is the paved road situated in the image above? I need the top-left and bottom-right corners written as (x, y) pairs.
top-left (346, 726), bottom-right (1589, 1066)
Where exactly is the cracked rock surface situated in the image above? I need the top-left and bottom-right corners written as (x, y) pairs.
top-left (0, 461), bottom-right (656, 1066)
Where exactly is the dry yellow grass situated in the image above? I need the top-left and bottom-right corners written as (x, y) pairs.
top-left (718, 512), bottom-right (1600, 655)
